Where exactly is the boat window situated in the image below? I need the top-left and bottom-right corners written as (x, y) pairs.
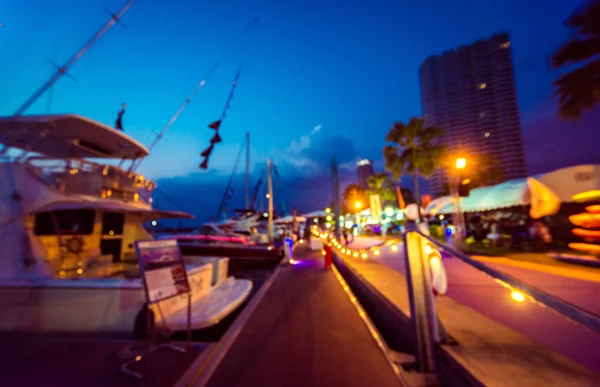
top-left (34, 210), bottom-right (95, 236)
top-left (102, 212), bottom-right (125, 235)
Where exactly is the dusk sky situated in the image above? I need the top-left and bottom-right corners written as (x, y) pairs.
top-left (2, 0), bottom-right (599, 222)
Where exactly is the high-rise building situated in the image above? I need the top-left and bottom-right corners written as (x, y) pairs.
top-left (419, 32), bottom-right (527, 196)
top-left (357, 159), bottom-right (374, 189)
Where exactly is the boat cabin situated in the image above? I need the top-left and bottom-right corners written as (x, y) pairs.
top-left (0, 114), bottom-right (194, 279)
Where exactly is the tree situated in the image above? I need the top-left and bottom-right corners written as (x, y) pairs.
top-left (366, 173), bottom-right (397, 204)
top-left (384, 117), bottom-right (445, 220)
top-left (343, 183), bottom-right (367, 213)
top-left (551, 0), bottom-right (600, 119)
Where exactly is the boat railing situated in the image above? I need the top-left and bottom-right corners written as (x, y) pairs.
top-left (23, 156), bottom-right (155, 205)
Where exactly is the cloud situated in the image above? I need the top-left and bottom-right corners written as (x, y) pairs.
top-left (270, 123), bottom-right (357, 175)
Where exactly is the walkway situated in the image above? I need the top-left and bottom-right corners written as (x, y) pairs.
top-left (336, 237), bottom-right (600, 386)
top-left (202, 247), bottom-right (402, 387)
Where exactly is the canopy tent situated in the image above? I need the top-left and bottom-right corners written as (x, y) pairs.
top-left (536, 164), bottom-right (600, 202)
top-left (432, 177), bottom-right (559, 219)
top-left (426, 164), bottom-right (600, 218)
top-left (425, 196), bottom-right (454, 216)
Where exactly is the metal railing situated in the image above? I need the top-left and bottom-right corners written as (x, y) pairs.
top-left (405, 224), bottom-right (600, 373)
top-left (23, 156), bottom-right (155, 205)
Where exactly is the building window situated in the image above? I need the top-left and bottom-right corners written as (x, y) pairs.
top-left (484, 132), bottom-right (490, 137)
top-left (479, 112), bottom-right (487, 118)
top-left (501, 42), bottom-right (511, 49)
top-left (479, 83), bottom-right (487, 90)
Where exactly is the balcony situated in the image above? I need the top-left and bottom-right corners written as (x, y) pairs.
top-left (24, 156), bottom-right (155, 206)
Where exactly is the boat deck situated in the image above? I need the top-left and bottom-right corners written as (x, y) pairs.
top-left (198, 247), bottom-right (402, 387)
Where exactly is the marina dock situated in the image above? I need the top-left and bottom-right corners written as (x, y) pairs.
top-left (185, 246), bottom-right (402, 387)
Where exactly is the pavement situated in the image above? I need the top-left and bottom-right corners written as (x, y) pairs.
top-left (203, 247), bottom-right (402, 387)
top-left (348, 236), bottom-right (600, 375)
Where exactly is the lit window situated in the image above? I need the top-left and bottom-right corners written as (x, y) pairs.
top-left (479, 83), bottom-right (487, 90)
top-left (484, 132), bottom-right (490, 137)
top-left (501, 42), bottom-right (511, 49)
top-left (479, 112), bottom-right (487, 118)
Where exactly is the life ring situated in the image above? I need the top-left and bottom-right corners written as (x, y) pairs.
top-left (429, 251), bottom-right (448, 296)
top-left (65, 236), bottom-right (84, 255)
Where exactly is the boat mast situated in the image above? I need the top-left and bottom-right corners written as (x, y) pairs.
top-left (12, 0), bottom-right (136, 117)
top-left (245, 132), bottom-right (250, 208)
top-left (267, 158), bottom-right (274, 241)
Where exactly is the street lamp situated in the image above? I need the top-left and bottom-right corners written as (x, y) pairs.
top-left (455, 157), bottom-right (466, 169)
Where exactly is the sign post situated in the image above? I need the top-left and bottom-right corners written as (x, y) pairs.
top-left (121, 239), bottom-right (192, 379)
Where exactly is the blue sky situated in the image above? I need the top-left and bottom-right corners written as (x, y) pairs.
top-left (2, 0), bottom-right (599, 222)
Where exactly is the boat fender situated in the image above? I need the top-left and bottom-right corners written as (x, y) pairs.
top-left (65, 236), bottom-right (84, 254)
top-left (133, 304), bottom-right (155, 339)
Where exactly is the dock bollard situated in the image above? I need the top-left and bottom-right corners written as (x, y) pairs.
top-left (324, 244), bottom-right (332, 270)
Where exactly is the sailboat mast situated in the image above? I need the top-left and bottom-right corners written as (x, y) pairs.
top-left (245, 132), bottom-right (250, 208)
top-left (13, 0), bottom-right (136, 116)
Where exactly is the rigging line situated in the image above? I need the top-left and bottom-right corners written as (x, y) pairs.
top-left (128, 63), bottom-right (218, 172)
top-left (251, 167), bottom-right (265, 210)
top-left (131, 16), bottom-right (260, 172)
top-left (13, 0), bottom-right (136, 117)
top-left (215, 137), bottom-right (246, 220)
top-left (154, 187), bottom-right (192, 214)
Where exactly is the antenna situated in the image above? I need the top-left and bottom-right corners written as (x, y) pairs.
top-left (12, 0), bottom-right (136, 116)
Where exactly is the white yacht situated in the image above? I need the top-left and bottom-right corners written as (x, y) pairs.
top-left (0, 114), bottom-right (252, 335)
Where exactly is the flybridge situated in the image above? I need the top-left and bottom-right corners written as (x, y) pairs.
top-left (0, 114), bottom-right (148, 159)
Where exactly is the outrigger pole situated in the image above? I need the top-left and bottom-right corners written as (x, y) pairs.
top-left (12, 0), bottom-right (136, 117)
top-left (127, 63), bottom-right (219, 172)
top-left (129, 16), bottom-right (260, 173)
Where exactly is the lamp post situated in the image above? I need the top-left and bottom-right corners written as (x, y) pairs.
top-left (453, 158), bottom-right (466, 250)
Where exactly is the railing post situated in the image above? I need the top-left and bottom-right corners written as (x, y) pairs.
top-left (403, 223), bottom-right (438, 373)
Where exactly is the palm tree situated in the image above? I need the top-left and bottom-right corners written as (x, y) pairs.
top-left (366, 173), bottom-right (397, 204)
top-left (551, 0), bottom-right (600, 119)
top-left (384, 117), bottom-right (445, 221)
top-left (343, 183), bottom-right (367, 213)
